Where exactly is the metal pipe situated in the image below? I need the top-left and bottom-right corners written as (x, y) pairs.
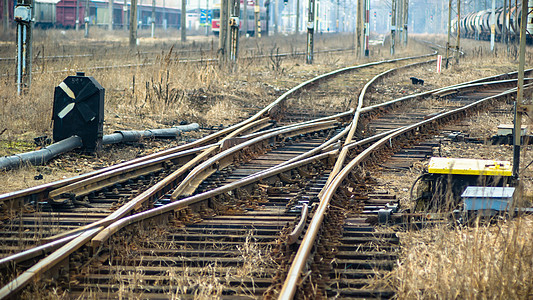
top-left (0, 136), bottom-right (83, 171)
top-left (0, 124), bottom-right (199, 171)
top-left (102, 123), bottom-right (200, 145)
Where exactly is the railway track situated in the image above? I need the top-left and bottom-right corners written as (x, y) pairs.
top-left (1, 45), bottom-right (529, 298)
top-left (0, 49), bottom-right (435, 292)
top-left (279, 78), bottom-right (532, 299)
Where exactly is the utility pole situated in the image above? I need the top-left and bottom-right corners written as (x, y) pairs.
top-left (108, 0), bottom-right (113, 30)
top-left (243, 0), bottom-right (247, 36)
top-left (206, 0), bottom-right (209, 36)
top-left (306, 0), bottom-right (315, 63)
top-left (397, 0), bottom-right (402, 44)
top-left (513, 0), bottom-right (529, 178)
top-left (265, 0), bottom-right (269, 35)
top-left (295, 0), bottom-right (300, 34)
top-left (129, 0), bottom-right (137, 47)
top-left (502, 0), bottom-right (507, 44)
top-left (364, 0), bottom-right (369, 56)
top-left (84, 0), bottom-right (89, 37)
top-left (356, 0), bottom-right (363, 56)
top-left (255, 1), bottom-right (260, 37)
top-left (490, 0), bottom-right (495, 51)
top-left (390, 0), bottom-right (396, 55)
top-left (336, 0), bottom-right (339, 32)
top-left (14, 0), bottom-right (33, 95)
top-left (274, 0), bottom-right (278, 34)
top-left (228, 0), bottom-right (239, 61)
top-left (124, 0), bottom-right (128, 31)
top-left (455, 0), bottom-right (460, 64)
top-left (151, 0), bottom-right (155, 37)
top-left (446, 0), bottom-right (451, 68)
top-left (75, 0), bottom-right (79, 30)
top-left (3, 0), bottom-right (9, 33)
top-left (403, 0), bottom-right (408, 45)
top-left (515, 0), bottom-right (518, 44)
top-left (219, 0), bottom-right (228, 61)
top-left (181, 0), bottom-right (186, 41)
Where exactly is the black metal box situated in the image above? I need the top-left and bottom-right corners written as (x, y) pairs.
top-left (53, 72), bottom-right (105, 152)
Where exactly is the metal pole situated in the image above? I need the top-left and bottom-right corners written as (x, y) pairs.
top-left (295, 0), bottom-right (299, 34)
top-left (206, 0), bottom-right (209, 36)
top-left (243, 0), bottom-right (247, 35)
top-left (219, 0), bottom-right (228, 60)
top-left (364, 0), bottom-right (369, 56)
top-left (356, 0), bottom-right (362, 56)
top-left (229, 0), bottom-right (239, 61)
top-left (255, 2), bottom-right (260, 37)
top-left (455, 0), bottom-right (460, 64)
top-left (123, 0), bottom-right (128, 31)
top-left (3, 0), bottom-right (8, 32)
top-left (403, 0), bottom-right (408, 45)
top-left (513, 0), bottom-right (528, 178)
top-left (515, 0), bottom-right (518, 44)
top-left (76, 0), bottom-right (80, 30)
top-left (390, 0), bottom-right (396, 55)
top-left (490, 0), bottom-right (495, 51)
top-left (446, 0), bottom-right (451, 68)
top-left (15, 0), bottom-right (32, 95)
top-left (181, 0), bottom-right (186, 41)
top-left (397, 0), bottom-right (402, 44)
top-left (502, 0), bottom-right (507, 43)
top-left (108, 0), bottom-right (113, 30)
top-left (84, 0), bottom-right (89, 37)
top-left (274, 0), bottom-right (278, 34)
top-left (129, 0), bottom-right (137, 47)
top-left (17, 23), bottom-right (22, 95)
top-left (306, 0), bottom-right (315, 63)
top-left (151, 0), bottom-right (155, 37)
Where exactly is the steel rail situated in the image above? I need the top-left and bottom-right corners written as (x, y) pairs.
top-left (287, 203), bottom-right (309, 245)
top-left (0, 116), bottom-right (344, 269)
top-left (0, 227), bottom-right (103, 299)
top-left (0, 52), bottom-right (439, 298)
top-left (0, 124), bottom-right (409, 296)
top-left (170, 120), bottom-right (339, 199)
top-left (319, 55), bottom-right (439, 197)
top-left (169, 52), bottom-right (440, 200)
top-left (0, 54), bottom-right (509, 270)
top-left (278, 82), bottom-right (533, 300)
top-left (89, 126), bottom-right (412, 249)
top-left (0, 47), bottom-right (355, 77)
top-left (0, 53), bottom-right (431, 207)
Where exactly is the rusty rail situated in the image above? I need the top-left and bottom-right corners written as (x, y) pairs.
top-left (278, 82), bottom-right (533, 300)
top-left (0, 52), bottom-right (439, 299)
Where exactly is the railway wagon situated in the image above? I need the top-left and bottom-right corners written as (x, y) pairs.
top-left (34, 0), bottom-right (59, 27)
top-left (0, 0), bottom-right (15, 27)
top-left (55, 0), bottom-right (84, 27)
top-left (455, 3), bottom-right (533, 42)
top-left (211, 0), bottom-right (267, 36)
top-left (0, 0), bottom-right (181, 29)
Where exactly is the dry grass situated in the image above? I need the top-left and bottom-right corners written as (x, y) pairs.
top-left (389, 216), bottom-right (533, 299)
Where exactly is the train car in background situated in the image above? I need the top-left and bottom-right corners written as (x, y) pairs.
top-left (0, 0), bottom-right (15, 28)
top-left (34, 0), bottom-right (59, 28)
top-left (456, 4), bottom-right (533, 42)
top-left (55, 0), bottom-right (84, 27)
top-left (211, 0), bottom-right (266, 36)
top-left (0, 0), bottom-right (182, 29)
